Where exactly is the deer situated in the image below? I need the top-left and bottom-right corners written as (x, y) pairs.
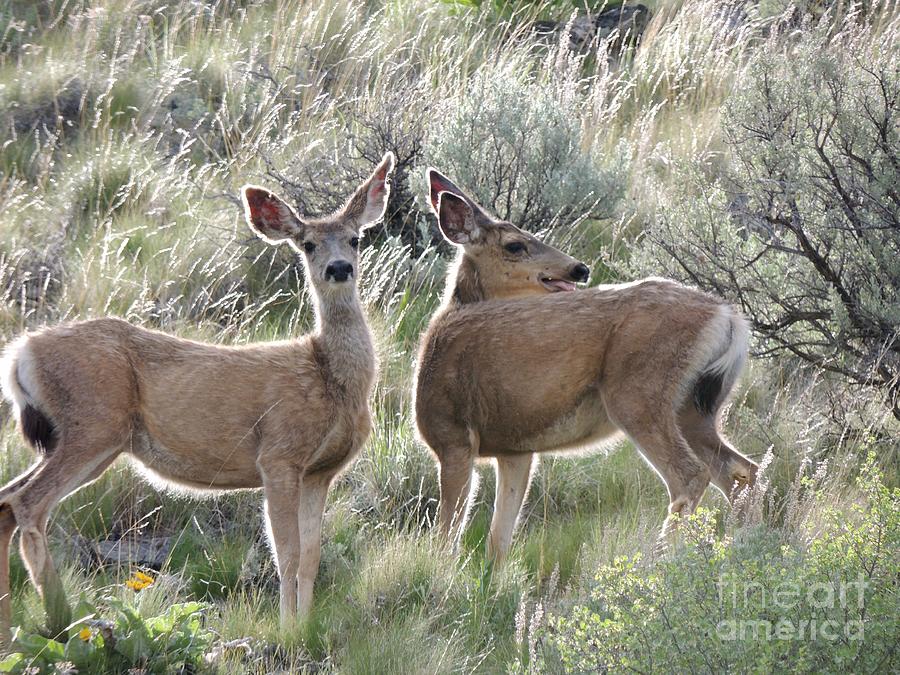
top-left (414, 169), bottom-right (759, 562)
top-left (0, 152), bottom-right (394, 645)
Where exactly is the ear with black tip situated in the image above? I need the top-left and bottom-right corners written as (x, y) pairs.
top-left (437, 191), bottom-right (483, 246)
top-left (344, 151), bottom-right (395, 229)
top-left (241, 186), bottom-right (305, 244)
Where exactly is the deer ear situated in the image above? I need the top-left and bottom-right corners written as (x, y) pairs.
top-left (426, 168), bottom-right (469, 216)
top-left (241, 186), bottom-right (305, 244)
top-left (344, 151), bottom-right (395, 230)
top-left (437, 191), bottom-right (482, 245)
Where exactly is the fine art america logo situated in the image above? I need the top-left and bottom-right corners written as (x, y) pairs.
top-left (716, 574), bottom-right (870, 642)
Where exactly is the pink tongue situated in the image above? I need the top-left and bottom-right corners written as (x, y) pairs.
top-left (546, 279), bottom-right (576, 292)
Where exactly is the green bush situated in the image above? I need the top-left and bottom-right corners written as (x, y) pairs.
top-left (635, 17), bottom-right (900, 419)
top-left (423, 58), bottom-right (627, 234)
top-left (0, 596), bottom-right (213, 674)
top-left (518, 455), bottom-right (899, 673)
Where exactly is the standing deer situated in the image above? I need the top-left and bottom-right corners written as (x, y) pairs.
top-left (415, 169), bottom-right (758, 561)
top-left (0, 152), bottom-right (394, 643)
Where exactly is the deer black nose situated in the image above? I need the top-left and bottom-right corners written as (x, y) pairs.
top-left (571, 263), bottom-right (590, 283)
top-left (325, 260), bottom-right (353, 282)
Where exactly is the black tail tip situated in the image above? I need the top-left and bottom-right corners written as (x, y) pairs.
top-left (693, 371), bottom-right (725, 416)
top-left (21, 404), bottom-right (57, 454)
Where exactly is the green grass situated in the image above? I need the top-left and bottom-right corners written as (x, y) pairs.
top-left (0, 0), bottom-right (897, 673)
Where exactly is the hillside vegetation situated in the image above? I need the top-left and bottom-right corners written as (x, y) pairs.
top-left (0, 1), bottom-right (897, 672)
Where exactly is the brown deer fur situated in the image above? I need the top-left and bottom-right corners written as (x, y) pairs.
top-left (0, 153), bottom-right (394, 643)
top-left (414, 170), bottom-right (758, 561)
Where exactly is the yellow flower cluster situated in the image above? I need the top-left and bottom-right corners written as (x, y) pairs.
top-left (124, 570), bottom-right (156, 591)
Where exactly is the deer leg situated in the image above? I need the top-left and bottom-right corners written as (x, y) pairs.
top-left (0, 462), bottom-right (43, 502)
top-left (487, 454), bottom-right (535, 563)
top-left (0, 504), bottom-right (16, 650)
top-left (0, 462), bottom-right (45, 648)
top-left (438, 447), bottom-right (477, 548)
top-left (678, 405), bottom-right (758, 500)
top-left (9, 444), bottom-right (120, 639)
top-left (643, 426), bottom-right (709, 538)
top-left (608, 402), bottom-right (710, 539)
top-left (296, 473), bottom-right (330, 618)
top-left (260, 467), bottom-right (301, 625)
top-left (19, 511), bottom-right (68, 639)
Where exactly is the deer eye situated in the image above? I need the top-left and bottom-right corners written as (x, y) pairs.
top-left (504, 241), bottom-right (527, 255)
top-left (303, 241), bottom-right (316, 254)
top-left (350, 236), bottom-right (360, 249)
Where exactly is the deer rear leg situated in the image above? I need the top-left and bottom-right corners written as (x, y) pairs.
top-left (260, 465), bottom-right (301, 624)
top-left (438, 447), bottom-right (477, 548)
top-left (0, 504), bottom-right (16, 650)
top-left (609, 402), bottom-right (710, 539)
top-left (9, 442), bottom-right (120, 639)
top-left (0, 462), bottom-right (45, 648)
top-left (0, 462), bottom-right (43, 503)
top-left (678, 405), bottom-right (758, 500)
top-left (487, 454), bottom-right (535, 563)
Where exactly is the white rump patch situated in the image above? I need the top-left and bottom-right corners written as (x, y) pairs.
top-left (0, 337), bottom-right (39, 415)
top-left (678, 305), bottom-right (750, 406)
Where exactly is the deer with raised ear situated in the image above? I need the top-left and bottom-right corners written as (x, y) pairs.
top-left (0, 152), bottom-right (394, 644)
top-left (414, 169), bottom-right (758, 561)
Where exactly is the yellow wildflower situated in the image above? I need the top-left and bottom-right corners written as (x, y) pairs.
top-left (125, 570), bottom-right (156, 591)
top-left (78, 627), bottom-right (91, 641)
top-left (134, 571), bottom-right (155, 584)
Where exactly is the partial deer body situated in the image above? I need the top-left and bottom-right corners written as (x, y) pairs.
top-left (414, 170), bottom-right (758, 561)
top-left (0, 153), bottom-right (394, 643)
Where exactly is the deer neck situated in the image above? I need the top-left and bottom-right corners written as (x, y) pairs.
top-left (444, 254), bottom-right (486, 307)
top-left (312, 286), bottom-right (375, 397)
